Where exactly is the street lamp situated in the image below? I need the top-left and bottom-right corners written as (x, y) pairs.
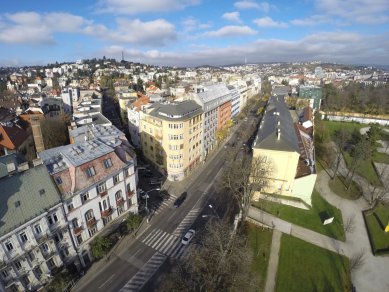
top-left (145, 188), bottom-right (160, 214)
top-left (208, 204), bottom-right (221, 219)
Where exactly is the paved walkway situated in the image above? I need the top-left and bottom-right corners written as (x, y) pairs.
top-left (264, 230), bottom-right (281, 292)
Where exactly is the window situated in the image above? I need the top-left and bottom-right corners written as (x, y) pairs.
top-left (72, 218), bottom-right (79, 228)
top-left (34, 266), bottom-right (42, 279)
top-left (81, 192), bottom-right (89, 203)
top-left (115, 190), bottom-right (122, 200)
top-left (14, 260), bottom-right (22, 270)
top-left (19, 232), bottom-right (28, 243)
top-left (47, 258), bottom-right (56, 269)
top-left (103, 158), bottom-right (113, 168)
top-left (97, 183), bottom-right (106, 193)
top-left (85, 210), bottom-right (94, 221)
top-left (21, 275), bottom-right (30, 286)
top-left (124, 167), bottom-right (130, 177)
top-left (76, 234), bottom-right (83, 245)
top-left (113, 174), bottom-right (120, 185)
top-left (88, 226), bottom-right (98, 237)
top-left (5, 241), bottom-right (13, 252)
top-left (54, 231), bottom-right (63, 243)
top-left (34, 224), bottom-right (42, 234)
top-left (47, 213), bottom-right (58, 225)
top-left (42, 243), bottom-right (50, 253)
top-left (28, 251), bottom-right (35, 261)
top-left (61, 247), bottom-right (69, 258)
top-left (85, 166), bottom-right (96, 177)
top-left (1, 270), bottom-right (9, 279)
top-left (67, 202), bottom-right (74, 212)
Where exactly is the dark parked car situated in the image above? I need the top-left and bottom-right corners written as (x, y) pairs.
top-left (158, 190), bottom-right (170, 201)
top-left (174, 192), bottom-right (187, 208)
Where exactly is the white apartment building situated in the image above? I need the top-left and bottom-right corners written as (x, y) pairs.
top-left (39, 138), bottom-right (138, 266)
top-left (0, 155), bottom-right (76, 292)
top-left (228, 85), bottom-right (240, 118)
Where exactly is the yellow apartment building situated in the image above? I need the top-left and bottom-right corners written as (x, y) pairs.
top-left (140, 100), bottom-right (203, 181)
top-left (252, 95), bottom-right (316, 205)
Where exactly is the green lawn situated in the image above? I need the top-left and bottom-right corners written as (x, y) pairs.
top-left (364, 204), bottom-right (389, 254)
top-left (276, 234), bottom-right (351, 292)
top-left (322, 120), bottom-right (364, 138)
top-left (343, 152), bottom-right (382, 186)
top-left (328, 175), bottom-right (362, 200)
top-left (252, 189), bottom-right (345, 241)
top-left (372, 151), bottom-right (389, 164)
top-left (246, 223), bottom-right (273, 291)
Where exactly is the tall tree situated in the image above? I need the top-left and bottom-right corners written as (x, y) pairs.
top-left (222, 153), bottom-right (272, 221)
top-left (345, 138), bottom-right (371, 190)
top-left (332, 128), bottom-right (351, 179)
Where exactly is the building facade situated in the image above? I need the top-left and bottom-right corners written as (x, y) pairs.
top-left (228, 85), bottom-right (240, 118)
top-left (192, 83), bottom-right (232, 157)
top-left (39, 138), bottom-right (138, 266)
top-left (0, 156), bottom-right (76, 292)
top-left (140, 100), bottom-right (203, 181)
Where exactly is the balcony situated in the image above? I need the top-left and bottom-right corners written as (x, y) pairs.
top-left (42, 250), bottom-right (56, 260)
top-left (86, 217), bottom-right (97, 228)
top-left (116, 197), bottom-right (125, 206)
top-left (99, 190), bottom-right (108, 198)
top-left (73, 226), bottom-right (83, 235)
top-left (100, 207), bottom-right (113, 218)
top-left (127, 190), bottom-right (135, 198)
top-left (36, 233), bottom-right (51, 244)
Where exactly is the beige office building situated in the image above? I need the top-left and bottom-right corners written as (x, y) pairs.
top-left (140, 100), bottom-right (203, 181)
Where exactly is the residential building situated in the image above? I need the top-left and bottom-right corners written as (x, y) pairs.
top-left (39, 138), bottom-right (138, 266)
top-left (0, 155), bottom-right (76, 292)
top-left (118, 89), bottom-right (138, 125)
top-left (140, 100), bottom-right (203, 181)
top-left (228, 85), bottom-right (240, 118)
top-left (298, 85), bottom-right (323, 111)
top-left (127, 95), bottom-right (151, 148)
top-left (61, 87), bottom-right (80, 115)
top-left (0, 122), bottom-right (30, 157)
top-left (252, 95), bottom-right (316, 205)
top-left (191, 83), bottom-right (232, 157)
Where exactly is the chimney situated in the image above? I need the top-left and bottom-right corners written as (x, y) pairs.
top-left (17, 162), bottom-right (29, 172)
top-left (277, 129), bottom-right (281, 140)
top-left (32, 158), bottom-right (43, 167)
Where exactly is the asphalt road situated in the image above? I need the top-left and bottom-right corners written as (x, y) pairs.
top-left (73, 110), bottom-right (261, 292)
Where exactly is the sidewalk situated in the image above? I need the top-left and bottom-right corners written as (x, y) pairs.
top-left (264, 230), bottom-right (281, 292)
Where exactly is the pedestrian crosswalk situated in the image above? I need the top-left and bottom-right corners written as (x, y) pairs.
top-left (119, 252), bottom-right (167, 292)
top-left (147, 194), bottom-right (177, 215)
top-left (140, 228), bottom-right (189, 260)
top-left (173, 208), bottom-right (201, 236)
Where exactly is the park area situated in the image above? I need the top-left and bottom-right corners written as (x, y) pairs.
top-left (364, 203), bottom-right (389, 255)
top-left (276, 235), bottom-right (351, 292)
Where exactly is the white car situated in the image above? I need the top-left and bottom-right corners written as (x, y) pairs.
top-left (181, 229), bottom-right (195, 245)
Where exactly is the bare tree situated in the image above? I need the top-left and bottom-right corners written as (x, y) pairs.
top-left (350, 250), bottom-right (366, 272)
top-left (344, 215), bottom-right (356, 234)
top-left (222, 152), bottom-right (272, 222)
top-left (332, 128), bottom-right (350, 179)
top-left (158, 220), bottom-right (257, 292)
top-left (345, 138), bottom-right (371, 190)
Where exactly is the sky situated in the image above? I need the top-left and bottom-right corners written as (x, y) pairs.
top-left (0, 0), bottom-right (388, 67)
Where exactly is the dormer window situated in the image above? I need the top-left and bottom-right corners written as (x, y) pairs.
top-left (103, 158), bottom-right (113, 169)
top-left (86, 166), bottom-right (96, 177)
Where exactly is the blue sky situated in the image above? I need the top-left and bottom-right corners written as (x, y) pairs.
top-left (0, 0), bottom-right (388, 67)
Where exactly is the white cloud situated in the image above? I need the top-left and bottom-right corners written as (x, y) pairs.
top-left (290, 15), bottom-right (330, 26)
top-left (95, 0), bottom-right (201, 14)
top-left (203, 25), bottom-right (257, 37)
top-left (0, 11), bottom-right (176, 47)
top-left (222, 12), bottom-right (242, 23)
top-left (234, 1), bottom-right (271, 12)
top-left (100, 18), bottom-right (176, 46)
top-left (254, 17), bottom-right (288, 28)
top-left (181, 17), bottom-right (211, 32)
top-left (102, 31), bottom-right (389, 66)
top-left (0, 12), bottom-right (88, 44)
top-left (292, 0), bottom-right (389, 26)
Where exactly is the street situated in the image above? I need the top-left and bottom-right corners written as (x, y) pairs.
top-left (72, 108), bottom-right (261, 292)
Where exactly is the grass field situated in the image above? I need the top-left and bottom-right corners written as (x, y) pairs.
top-left (364, 204), bottom-right (389, 254)
top-left (252, 189), bottom-right (345, 241)
top-left (328, 175), bottom-right (362, 200)
top-left (246, 223), bottom-right (273, 291)
top-left (343, 152), bottom-right (382, 186)
top-left (276, 234), bottom-right (351, 292)
top-left (322, 120), bottom-right (364, 138)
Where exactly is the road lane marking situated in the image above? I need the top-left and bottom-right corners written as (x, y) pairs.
top-left (98, 273), bottom-right (116, 289)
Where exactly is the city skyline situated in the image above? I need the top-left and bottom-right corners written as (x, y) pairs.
top-left (0, 0), bottom-right (388, 67)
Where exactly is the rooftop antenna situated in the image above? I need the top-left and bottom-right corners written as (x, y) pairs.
top-left (121, 51), bottom-right (124, 62)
